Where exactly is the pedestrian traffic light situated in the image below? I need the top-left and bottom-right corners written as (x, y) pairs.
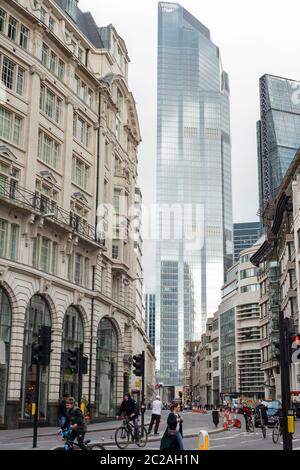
top-left (31, 326), bottom-right (52, 366)
top-left (273, 341), bottom-right (281, 361)
top-left (133, 353), bottom-right (144, 377)
top-left (82, 355), bottom-right (88, 375)
top-left (67, 348), bottom-right (79, 373)
top-left (290, 333), bottom-right (300, 363)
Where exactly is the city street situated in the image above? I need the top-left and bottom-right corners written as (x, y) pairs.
top-left (1, 410), bottom-right (299, 451)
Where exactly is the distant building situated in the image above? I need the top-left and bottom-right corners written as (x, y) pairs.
top-left (257, 74), bottom-right (300, 228)
top-left (234, 223), bottom-right (260, 262)
top-left (145, 294), bottom-right (156, 349)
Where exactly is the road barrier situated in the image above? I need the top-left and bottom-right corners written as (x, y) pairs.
top-left (197, 430), bottom-right (209, 450)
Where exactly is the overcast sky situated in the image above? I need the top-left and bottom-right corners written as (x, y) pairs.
top-left (79, 0), bottom-right (300, 288)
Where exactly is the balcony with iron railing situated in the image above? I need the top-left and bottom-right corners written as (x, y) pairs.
top-left (0, 181), bottom-right (106, 248)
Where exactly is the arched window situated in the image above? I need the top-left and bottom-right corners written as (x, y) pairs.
top-left (95, 318), bottom-right (118, 418)
top-left (0, 287), bottom-right (11, 425)
top-left (61, 306), bottom-right (84, 399)
top-left (21, 295), bottom-right (51, 421)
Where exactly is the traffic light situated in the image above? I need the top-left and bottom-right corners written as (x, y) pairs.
top-left (133, 353), bottom-right (144, 376)
top-left (290, 333), bottom-right (300, 364)
top-left (31, 326), bottom-right (52, 366)
top-left (273, 340), bottom-right (281, 361)
top-left (67, 348), bottom-right (79, 373)
top-left (82, 355), bottom-right (88, 375)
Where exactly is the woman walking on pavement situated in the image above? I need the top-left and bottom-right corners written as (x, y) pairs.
top-left (160, 402), bottom-right (184, 450)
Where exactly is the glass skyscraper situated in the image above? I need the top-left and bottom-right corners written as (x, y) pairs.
top-left (258, 74), bottom-right (300, 222)
top-left (233, 222), bottom-right (260, 262)
top-left (156, 2), bottom-right (233, 386)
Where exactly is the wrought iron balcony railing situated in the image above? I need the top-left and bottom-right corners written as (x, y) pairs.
top-left (0, 181), bottom-right (105, 247)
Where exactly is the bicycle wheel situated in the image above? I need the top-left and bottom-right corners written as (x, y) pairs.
top-left (137, 426), bottom-right (148, 448)
top-left (272, 422), bottom-right (280, 444)
top-left (115, 426), bottom-right (129, 449)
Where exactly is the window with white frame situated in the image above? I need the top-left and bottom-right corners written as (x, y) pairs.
top-left (73, 114), bottom-right (91, 147)
top-left (0, 55), bottom-right (25, 96)
top-left (72, 155), bottom-right (89, 189)
top-left (41, 43), bottom-right (49, 66)
top-left (49, 50), bottom-right (57, 74)
top-left (70, 201), bottom-right (89, 236)
top-left (35, 179), bottom-right (58, 215)
top-left (8, 16), bottom-right (17, 41)
top-left (20, 25), bottom-right (29, 49)
top-left (65, 0), bottom-right (77, 20)
top-left (41, 43), bottom-right (64, 80)
top-left (0, 160), bottom-right (19, 198)
top-left (32, 235), bottom-right (58, 273)
top-left (38, 131), bottom-right (60, 169)
top-left (0, 218), bottom-right (19, 261)
top-left (40, 7), bottom-right (47, 24)
top-left (48, 16), bottom-right (56, 33)
top-left (58, 59), bottom-right (65, 80)
top-left (0, 9), bottom-right (6, 33)
top-left (40, 85), bottom-right (63, 124)
top-left (73, 75), bottom-right (94, 107)
top-left (0, 106), bottom-right (23, 145)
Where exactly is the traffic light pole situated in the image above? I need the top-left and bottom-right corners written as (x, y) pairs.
top-left (33, 363), bottom-right (40, 448)
top-left (141, 351), bottom-right (145, 436)
top-left (78, 343), bottom-right (83, 407)
top-left (279, 313), bottom-right (293, 451)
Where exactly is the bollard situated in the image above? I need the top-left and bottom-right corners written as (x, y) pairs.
top-left (197, 430), bottom-right (209, 450)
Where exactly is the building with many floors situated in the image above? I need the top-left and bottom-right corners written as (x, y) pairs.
top-left (156, 1), bottom-right (233, 388)
top-left (233, 222), bottom-right (260, 262)
top-left (0, 0), bottom-right (155, 428)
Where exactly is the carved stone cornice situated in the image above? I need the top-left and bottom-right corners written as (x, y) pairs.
top-left (29, 65), bottom-right (47, 81)
top-left (66, 96), bottom-right (78, 110)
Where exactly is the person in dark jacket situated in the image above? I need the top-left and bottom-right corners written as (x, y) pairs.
top-left (116, 393), bottom-right (139, 441)
top-left (58, 393), bottom-right (70, 428)
top-left (62, 397), bottom-right (87, 449)
top-left (160, 403), bottom-right (184, 450)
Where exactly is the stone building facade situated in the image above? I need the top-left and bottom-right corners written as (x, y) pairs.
top-left (0, 0), bottom-right (155, 428)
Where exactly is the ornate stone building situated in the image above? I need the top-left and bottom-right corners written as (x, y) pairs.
top-left (0, 0), bottom-right (155, 428)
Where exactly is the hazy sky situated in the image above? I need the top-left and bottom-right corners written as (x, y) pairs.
top-left (79, 0), bottom-right (300, 288)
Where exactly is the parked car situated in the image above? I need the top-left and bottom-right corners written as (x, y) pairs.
top-left (254, 400), bottom-right (281, 427)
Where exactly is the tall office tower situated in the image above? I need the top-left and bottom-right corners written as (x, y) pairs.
top-left (257, 74), bottom-right (300, 227)
top-left (156, 2), bottom-right (233, 386)
top-left (145, 294), bottom-right (156, 349)
top-left (233, 222), bottom-right (260, 262)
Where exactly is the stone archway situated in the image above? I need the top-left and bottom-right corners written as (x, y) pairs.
top-left (0, 286), bottom-right (12, 426)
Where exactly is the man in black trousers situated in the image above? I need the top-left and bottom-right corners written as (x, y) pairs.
top-left (148, 395), bottom-right (163, 435)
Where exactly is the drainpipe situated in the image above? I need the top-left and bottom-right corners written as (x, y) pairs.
top-left (88, 88), bottom-right (102, 412)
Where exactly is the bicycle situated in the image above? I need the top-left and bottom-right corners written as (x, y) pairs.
top-left (115, 417), bottom-right (148, 449)
top-left (272, 416), bottom-right (283, 444)
top-left (259, 409), bottom-right (267, 439)
top-left (53, 427), bottom-right (105, 451)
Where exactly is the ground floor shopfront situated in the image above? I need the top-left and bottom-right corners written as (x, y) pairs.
top-left (0, 272), bottom-right (155, 428)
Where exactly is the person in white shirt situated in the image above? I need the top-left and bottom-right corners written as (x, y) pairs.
top-left (148, 395), bottom-right (163, 435)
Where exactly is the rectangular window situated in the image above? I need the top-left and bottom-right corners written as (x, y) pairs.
top-left (32, 237), bottom-right (38, 268)
top-left (9, 224), bottom-right (18, 260)
top-left (38, 132), bottom-right (60, 169)
top-left (112, 240), bottom-right (119, 259)
top-left (74, 114), bottom-right (90, 147)
top-left (40, 237), bottom-right (49, 271)
top-left (20, 25), bottom-right (29, 49)
top-left (87, 89), bottom-right (93, 108)
top-left (41, 43), bottom-right (49, 66)
top-left (49, 16), bottom-right (55, 33)
top-left (13, 116), bottom-right (22, 145)
top-left (16, 67), bottom-right (25, 96)
top-left (78, 48), bottom-right (85, 64)
top-left (75, 253), bottom-right (82, 285)
top-left (2, 57), bottom-right (15, 90)
top-left (113, 189), bottom-right (121, 212)
top-left (0, 219), bottom-right (7, 257)
top-left (72, 156), bottom-right (89, 189)
top-left (67, 253), bottom-right (73, 281)
top-left (0, 9), bottom-right (6, 33)
top-left (50, 51), bottom-right (57, 74)
top-left (51, 242), bottom-right (58, 275)
top-left (8, 16), bottom-right (17, 41)
top-left (0, 107), bottom-right (11, 140)
top-left (0, 106), bottom-right (23, 145)
top-left (84, 258), bottom-right (89, 287)
top-left (40, 8), bottom-right (47, 24)
top-left (58, 60), bottom-right (64, 80)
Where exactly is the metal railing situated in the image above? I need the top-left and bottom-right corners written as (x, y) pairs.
top-left (0, 181), bottom-right (105, 247)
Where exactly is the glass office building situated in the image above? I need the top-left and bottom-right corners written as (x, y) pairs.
top-left (258, 74), bottom-right (300, 220)
top-left (156, 2), bottom-right (233, 385)
top-left (233, 222), bottom-right (260, 262)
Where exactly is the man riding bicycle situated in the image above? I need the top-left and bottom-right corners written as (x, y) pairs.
top-left (61, 397), bottom-right (87, 449)
top-left (116, 393), bottom-right (139, 442)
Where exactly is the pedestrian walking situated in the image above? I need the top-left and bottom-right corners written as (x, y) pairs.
top-left (212, 407), bottom-right (219, 428)
top-left (58, 393), bottom-right (70, 428)
top-left (160, 402), bottom-right (184, 450)
top-left (148, 395), bottom-right (163, 435)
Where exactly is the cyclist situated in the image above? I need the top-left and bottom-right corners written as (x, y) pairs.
top-left (61, 397), bottom-right (87, 449)
top-left (257, 401), bottom-right (268, 427)
top-left (242, 403), bottom-right (252, 432)
top-left (116, 393), bottom-right (139, 442)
